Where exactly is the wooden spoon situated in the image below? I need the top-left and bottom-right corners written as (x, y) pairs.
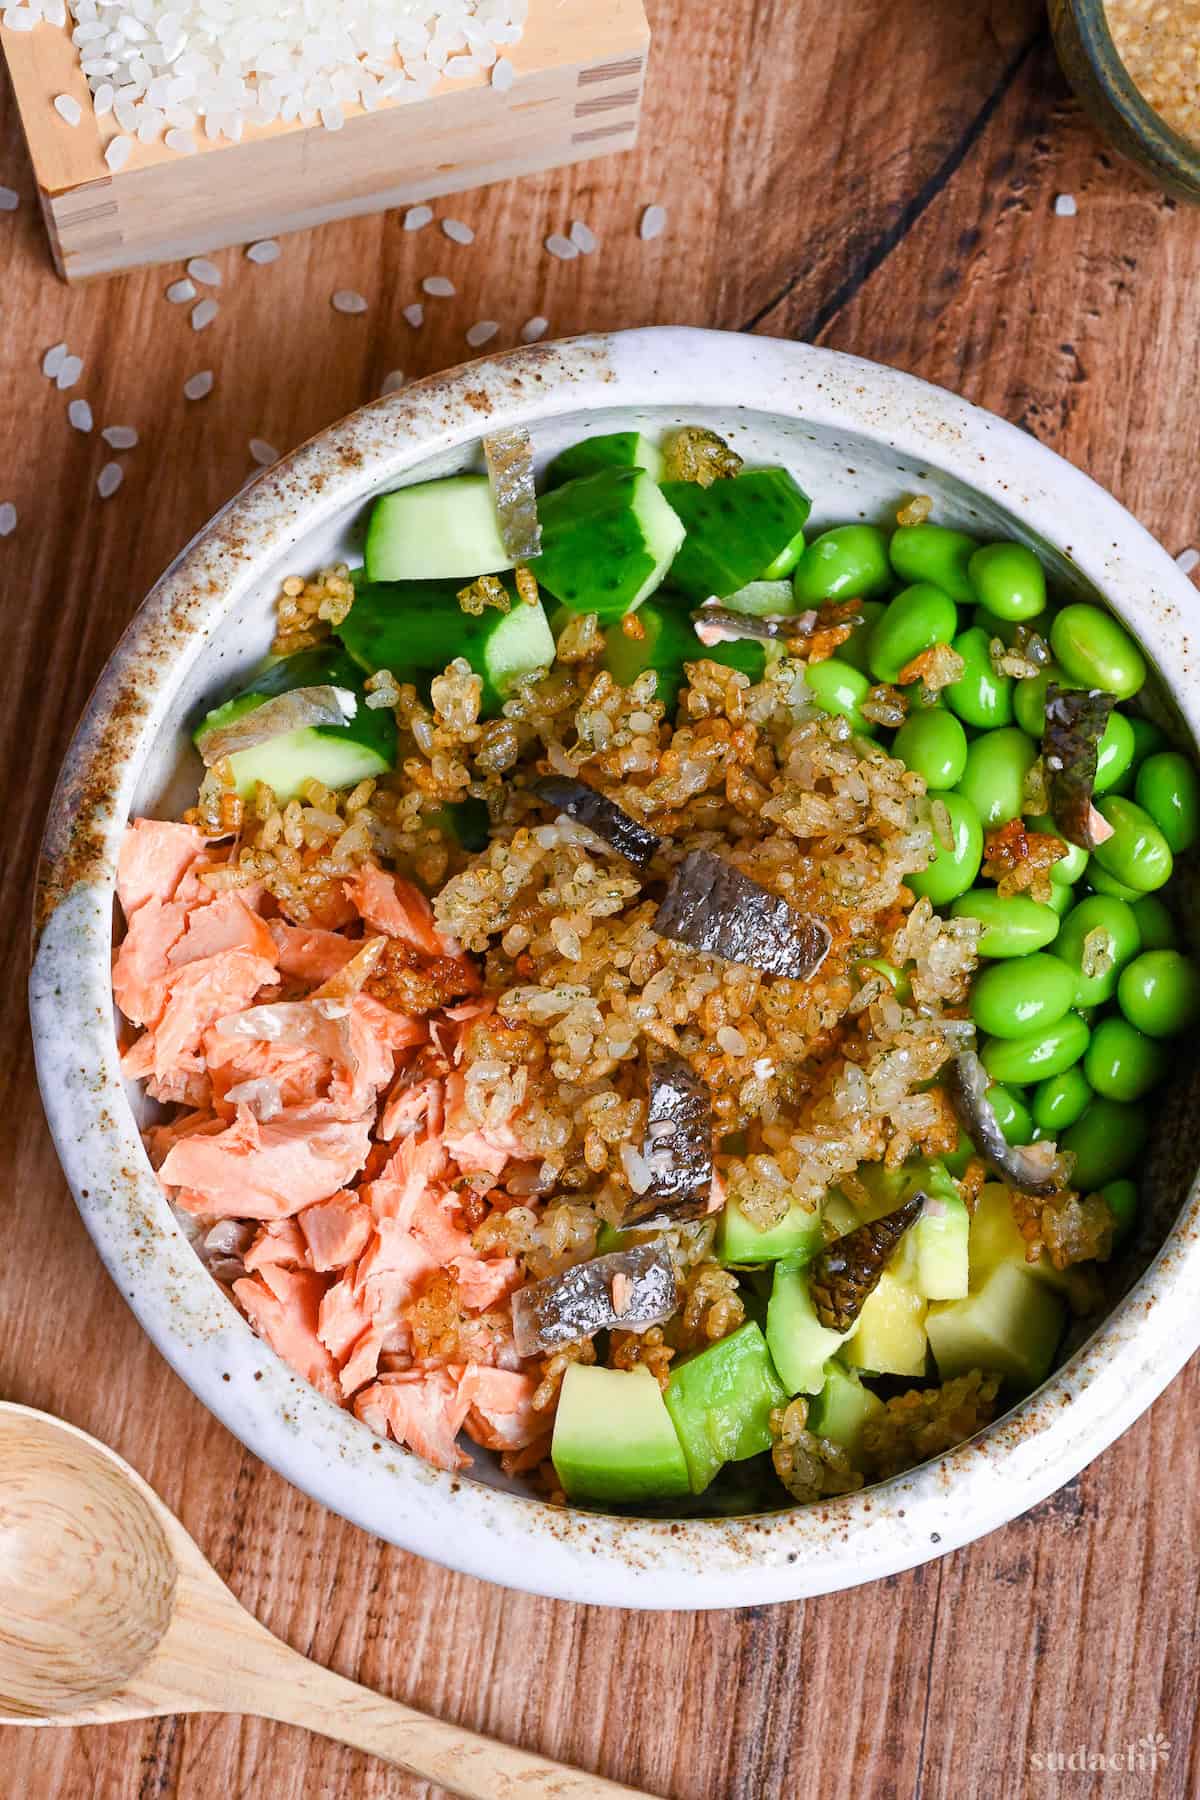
top-left (0, 1402), bottom-right (657, 1798)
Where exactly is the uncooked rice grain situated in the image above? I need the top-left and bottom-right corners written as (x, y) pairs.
top-left (67, 398), bottom-right (93, 432)
top-left (403, 205), bottom-right (433, 231)
top-left (380, 369), bottom-right (408, 395)
top-left (639, 204), bottom-right (667, 240)
top-left (54, 93), bottom-right (82, 125)
top-left (249, 438), bottom-right (279, 466)
top-left (191, 299), bottom-right (218, 330)
top-left (442, 218), bottom-right (474, 244)
top-left (403, 303), bottom-right (425, 327)
top-left (0, 503), bottom-right (16, 536)
top-left (102, 425), bottom-right (138, 449)
top-left (422, 275), bottom-right (455, 297)
top-left (246, 239), bottom-right (280, 264)
top-left (97, 462), bottom-right (123, 498)
top-left (569, 220), bottom-right (597, 253)
top-left (465, 319), bottom-right (500, 347)
top-left (167, 278), bottom-right (196, 303)
top-left (332, 289), bottom-right (369, 314)
top-left (520, 316), bottom-right (549, 343)
top-left (184, 370), bottom-right (214, 400)
top-left (105, 136), bottom-right (132, 173)
top-left (42, 342), bottom-right (67, 378)
top-left (544, 233), bottom-right (578, 260)
top-left (55, 355), bottom-right (83, 390)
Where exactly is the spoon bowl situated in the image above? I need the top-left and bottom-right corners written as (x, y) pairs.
top-left (0, 1402), bottom-right (653, 1797)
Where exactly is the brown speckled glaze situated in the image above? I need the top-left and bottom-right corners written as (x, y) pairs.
top-left (28, 330), bottom-right (1200, 1609)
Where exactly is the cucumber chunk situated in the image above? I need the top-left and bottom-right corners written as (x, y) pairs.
top-left (338, 577), bottom-right (554, 714)
top-left (720, 578), bottom-right (797, 618)
top-left (664, 1321), bottom-right (788, 1493)
top-left (193, 645), bottom-right (396, 802)
top-left (544, 431), bottom-right (664, 489)
top-left (551, 1364), bottom-right (690, 1504)
top-left (807, 1363), bottom-right (884, 1455)
top-left (660, 468), bottom-right (812, 600)
top-left (602, 599), bottom-right (765, 711)
top-left (536, 466), bottom-right (685, 621)
top-left (926, 1262), bottom-right (1065, 1391)
top-left (365, 473), bottom-right (514, 582)
top-left (766, 1259), bottom-right (856, 1395)
top-left (718, 1192), bottom-right (824, 1265)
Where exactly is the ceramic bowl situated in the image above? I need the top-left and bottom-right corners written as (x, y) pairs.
top-left (30, 328), bottom-right (1200, 1609)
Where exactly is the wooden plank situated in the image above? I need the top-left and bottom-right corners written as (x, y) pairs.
top-left (1, 2), bottom-right (1199, 1797)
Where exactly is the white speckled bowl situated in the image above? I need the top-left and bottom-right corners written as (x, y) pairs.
top-left (30, 328), bottom-right (1200, 1609)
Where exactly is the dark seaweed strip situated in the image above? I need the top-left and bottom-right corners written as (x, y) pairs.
top-left (1042, 683), bottom-right (1117, 851)
top-left (621, 1051), bottom-right (714, 1226)
top-left (654, 849), bottom-right (832, 980)
top-left (510, 1241), bottom-right (678, 1356)
top-left (808, 1192), bottom-right (926, 1332)
top-left (946, 1051), bottom-right (1070, 1195)
top-left (533, 776), bottom-right (661, 867)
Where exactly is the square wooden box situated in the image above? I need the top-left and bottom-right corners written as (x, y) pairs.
top-left (1, 0), bottom-right (649, 281)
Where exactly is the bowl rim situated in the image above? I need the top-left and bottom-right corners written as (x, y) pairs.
top-left (29, 326), bottom-right (1200, 1610)
top-left (1063, 0), bottom-right (1200, 187)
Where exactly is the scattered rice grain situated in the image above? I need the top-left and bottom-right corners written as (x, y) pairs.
top-left (0, 186), bottom-right (19, 211)
top-left (403, 303), bottom-right (425, 328)
top-left (332, 289), bottom-right (369, 315)
top-left (184, 370), bottom-right (214, 400)
top-left (54, 94), bottom-right (83, 126)
top-left (0, 502), bottom-right (16, 536)
top-left (97, 461), bottom-right (123, 499)
top-left (166, 278), bottom-right (196, 303)
top-left (55, 355), bottom-right (83, 390)
top-left (42, 342), bottom-right (67, 378)
top-left (105, 136), bottom-right (133, 174)
top-left (67, 398), bottom-right (93, 432)
top-left (102, 425), bottom-right (138, 449)
top-left (191, 298), bottom-right (218, 330)
top-left (249, 437), bottom-right (279, 466)
top-left (544, 233), bottom-right (578, 260)
top-left (639, 204), bottom-right (667, 240)
top-left (465, 319), bottom-right (500, 347)
top-left (246, 239), bottom-right (280, 265)
top-left (1054, 193), bottom-right (1077, 217)
top-left (442, 218), bottom-right (474, 244)
top-left (520, 315), bottom-right (549, 343)
top-left (422, 275), bottom-right (455, 297)
top-left (569, 220), bottom-right (597, 253)
top-left (491, 56), bottom-right (515, 90)
top-left (403, 205), bottom-right (434, 231)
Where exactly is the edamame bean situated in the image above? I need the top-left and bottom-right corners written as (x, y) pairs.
top-left (974, 605), bottom-right (1020, 645)
top-left (1045, 883), bottom-right (1073, 917)
top-left (1117, 949), bottom-right (1200, 1037)
top-left (945, 626), bottom-right (1014, 728)
top-left (1127, 716), bottom-right (1168, 769)
top-left (1092, 796), bottom-right (1173, 893)
top-left (955, 727), bottom-right (1038, 828)
top-left (793, 525), bottom-right (892, 603)
top-left (1087, 866), bottom-right (1141, 902)
top-left (761, 525), bottom-right (806, 580)
top-left (1102, 1179), bottom-right (1138, 1249)
top-left (867, 584), bottom-right (959, 684)
top-left (986, 1083), bottom-right (1034, 1145)
top-left (1130, 894), bottom-right (1177, 951)
top-left (1084, 1016), bottom-right (1169, 1102)
top-left (1031, 1065), bottom-right (1093, 1133)
top-left (1012, 663), bottom-right (1071, 738)
top-left (970, 953), bottom-right (1077, 1037)
top-left (804, 658), bottom-right (873, 733)
top-left (1027, 814), bottom-right (1088, 885)
top-left (1050, 603), bottom-right (1146, 699)
top-left (1135, 751), bottom-right (1199, 852)
top-left (1053, 894), bottom-right (1141, 1005)
top-left (1094, 711), bottom-right (1136, 795)
top-left (1061, 1098), bottom-right (1148, 1190)
top-left (981, 1012), bottom-right (1090, 1084)
top-left (968, 541), bottom-right (1046, 620)
top-left (836, 600), bottom-right (886, 674)
top-left (950, 889), bottom-right (1061, 957)
top-left (889, 524), bottom-right (979, 601)
top-left (908, 791), bottom-right (983, 904)
top-left (893, 708), bottom-right (969, 789)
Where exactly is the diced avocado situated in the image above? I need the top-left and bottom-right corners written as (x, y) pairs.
top-left (913, 1193), bottom-right (970, 1300)
top-left (720, 578), bottom-right (797, 618)
top-left (765, 1259), bottom-right (856, 1395)
top-left (551, 1364), bottom-right (690, 1504)
top-left (602, 598), bottom-right (765, 711)
top-left (193, 644), bottom-right (396, 802)
top-left (365, 473), bottom-right (514, 582)
top-left (337, 576), bottom-right (554, 715)
top-left (544, 431), bottom-right (665, 488)
top-left (968, 1183), bottom-right (1073, 1295)
top-left (660, 468), bottom-right (812, 600)
top-left (807, 1362), bottom-right (884, 1456)
top-left (926, 1262), bottom-right (1065, 1390)
top-left (535, 467), bottom-right (685, 621)
top-left (840, 1271), bottom-right (929, 1377)
top-left (718, 1191), bottom-right (824, 1265)
top-left (664, 1321), bottom-right (788, 1493)
top-left (821, 1191), bottom-right (860, 1237)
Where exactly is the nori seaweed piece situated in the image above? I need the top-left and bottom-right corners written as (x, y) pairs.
top-left (532, 776), bottom-right (662, 867)
top-left (621, 1051), bottom-right (714, 1226)
top-left (654, 849), bottom-right (832, 980)
top-left (946, 1051), bottom-right (1072, 1196)
top-left (808, 1192), bottom-right (926, 1332)
top-left (510, 1240), bottom-right (678, 1356)
top-left (1042, 683), bottom-right (1117, 851)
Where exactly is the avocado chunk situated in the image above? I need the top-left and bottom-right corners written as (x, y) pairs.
top-left (766, 1258), bottom-right (855, 1395)
top-left (718, 1191), bottom-right (824, 1266)
top-left (909, 1160), bottom-right (970, 1301)
top-left (365, 472), bottom-right (514, 582)
top-left (967, 1182), bottom-right (1075, 1295)
top-left (926, 1261), bottom-right (1066, 1391)
top-left (551, 1364), bottom-right (689, 1505)
top-left (807, 1362), bottom-right (884, 1457)
top-left (839, 1270), bottom-right (929, 1377)
top-left (664, 1321), bottom-right (788, 1494)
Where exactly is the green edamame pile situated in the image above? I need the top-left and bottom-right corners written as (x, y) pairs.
top-left (795, 505), bottom-right (1199, 1225)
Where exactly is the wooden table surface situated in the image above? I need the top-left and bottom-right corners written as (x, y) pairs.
top-left (3, 3), bottom-right (1199, 1796)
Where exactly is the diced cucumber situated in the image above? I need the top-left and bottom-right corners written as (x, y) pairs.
top-left (535, 467), bottom-right (684, 621)
top-left (718, 1192), bottom-right (824, 1265)
top-left (551, 1364), bottom-right (690, 1504)
top-left (338, 577), bottom-right (554, 715)
top-left (926, 1262), bottom-right (1065, 1390)
top-left (766, 1259), bottom-right (856, 1395)
top-left (664, 1321), bottom-right (788, 1493)
top-left (807, 1362), bottom-right (884, 1456)
top-left (365, 473), bottom-right (514, 582)
top-left (840, 1272), bottom-right (928, 1377)
top-left (544, 431), bottom-right (664, 489)
top-left (760, 525), bottom-right (807, 580)
top-left (660, 468), bottom-right (812, 600)
top-left (602, 599), bottom-right (765, 710)
top-left (720, 579), bottom-right (797, 618)
top-left (193, 645), bottom-right (396, 802)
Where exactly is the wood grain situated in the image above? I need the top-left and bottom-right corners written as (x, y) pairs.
top-left (1, 1), bottom-right (1198, 1795)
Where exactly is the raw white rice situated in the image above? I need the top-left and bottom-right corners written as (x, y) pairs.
top-left (442, 218), bottom-right (474, 244)
top-left (569, 219), bottom-right (597, 253)
top-left (97, 461), bottom-right (123, 498)
top-left (67, 398), bottom-right (93, 431)
top-left (55, 355), bottom-right (83, 390)
top-left (102, 424), bottom-right (138, 449)
top-left (639, 204), bottom-right (667, 241)
top-left (184, 369), bottom-right (214, 400)
top-left (544, 232), bottom-right (577, 260)
top-left (403, 302), bottom-right (425, 327)
top-left (54, 93), bottom-right (82, 126)
top-left (191, 298), bottom-right (219, 330)
top-left (249, 437), bottom-right (278, 465)
top-left (187, 256), bottom-right (221, 286)
top-left (332, 288), bottom-right (369, 314)
top-left (520, 315), bottom-right (548, 342)
top-left (166, 278), bottom-right (196, 303)
top-left (42, 342), bottom-right (67, 378)
top-left (165, 129), bottom-right (196, 153)
top-left (380, 369), bottom-right (408, 395)
top-left (1054, 194), bottom-right (1077, 217)
top-left (403, 205), bottom-right (433, 231)
top-left (105, 136), bottom-right (132, 173)
top-left (491, 56), bottom-right (514, 90)
top-left (0, 502), bottom-right (16, 536)
top-left (422, 275), bottom-right (455, 297)
top-left (0, 186), bottom-right (19, 210)
top-left (246, 239), bottom-right (280, 264)
top-left (1176, 547), bottom-right (1200, 576)
top-left (465, 319), bottom-right (499, 347)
